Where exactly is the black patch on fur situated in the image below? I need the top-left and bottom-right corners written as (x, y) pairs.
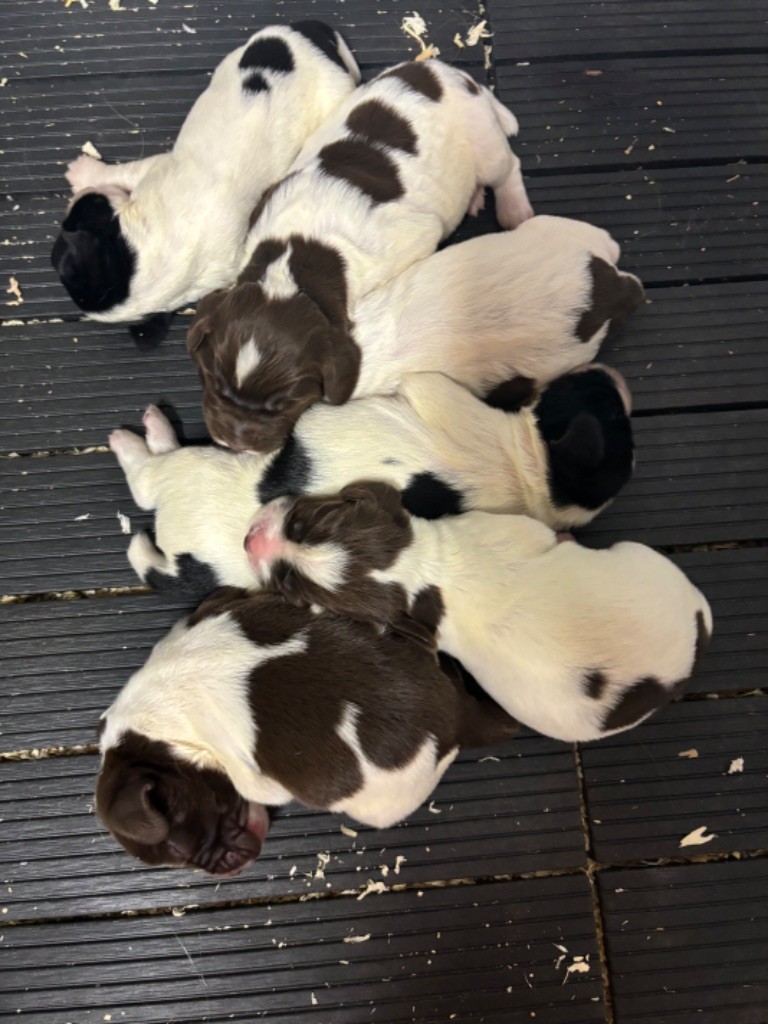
top-left (602, 677), bottom-right (668, 732)
top-left (401, 472), bottom-right (464, 520)
top-left (258, 433), bottom-right (313, 504)
top-left (483, 375), bottom-right (537, 413)
top-left (319, 138), bottom-right (404, 204)
top-left (291, 20), bottom-right (347, 72)
top-left (146, 554), bottom-right (220, 602)
top-left (379, 62), bottom-right (443, 102)
top-left (239, 36), bottom-right (295, 76)
top-left (576, 257), bottom-right (645, 343)
top-left (51, 193), bottom-right (135, 314)
top-left (535, 368), bottom-right (633, 511)
top-left (584, 670), bottom-right (609, 700)
top-left (128, 311), bottom-right (174, 350)
top-left (242, 71), bottom-right (269, 94)
top-left (346, 99), bottom-right (418, 154)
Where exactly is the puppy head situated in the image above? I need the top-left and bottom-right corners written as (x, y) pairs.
top-left (244, 481), bottom-right (412, 616)
top-left (51, 191), bottom-right (136, 314)
top-left (96, 730), bottom-right (269, 876)
top-left (534, 364), bottom-right (634, 512)
top-left (188, 283), bottom-right (360, 454)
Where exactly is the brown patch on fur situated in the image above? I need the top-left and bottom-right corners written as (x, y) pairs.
top-left (319, 137), bottom-right (404, 204)
top-left (693, 609), bottom-right (711, 672)
top-left (96, 729), bottom-right (265, 875)
top-left (576, 256), bottom-right (645, 343)
top-left (483, 375), bottom-right (537, 413)
top-left (379, 62), bottom-right (443, 102)
top-left (584, 669), bottom-right (609, 700)
top-left (461, 72), bottom-right (481, 95)
top-left (189, 236), bottom-right (360, 453)
top-left (391, 584), bottom-right (445, 657)
top-left (346, 99), bottom-right (418, 154)
top-left (247, 177), bottom-right (293, 231)
top-left (602, 676), bottom-right (669, 732)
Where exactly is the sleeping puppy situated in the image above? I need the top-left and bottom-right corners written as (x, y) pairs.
top-left (109, 366), bottom-right (633, 599)
top-left (246, 483), bottom-right (713, 744)
top-left (187, 59), bottom-right (534, 450)
top-left (191, 216), bottom-right (643, 449)
top-left (51, 22), bottom-right (359, 342)
top-left (96, 587), bottom-right (518, 872)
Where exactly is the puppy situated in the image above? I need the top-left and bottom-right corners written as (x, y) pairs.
top-left (51, 22), bottom-right (360, 339)
top-left (246, 483), bottom-right (713, 744)
top-left (109, 367), bottom-right (633, 599)
top-left (187, 59), bottom-right (534, 450)
top-left (96, 587), bottom-right (518, 872)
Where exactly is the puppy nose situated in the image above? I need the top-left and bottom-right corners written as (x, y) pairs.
top-left (244, 523), bottom-right (284, 566)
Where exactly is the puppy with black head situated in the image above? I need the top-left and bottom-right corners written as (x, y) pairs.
top-left (246, 482), bottom-right (713, 744)
top-left (96, 587), bottom-right (518, 872)
top-left (109, 366), bottom-right (633, 601)
top-left (188, 58), bottom-right (534, 450)
top-left (51, 22), bottom-right (359, 343)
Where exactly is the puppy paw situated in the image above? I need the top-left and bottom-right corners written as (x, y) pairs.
top-left (496, 194), bottom-right (535, 230)
top-left (65, 154), bottom-right (105, 193)
top-left (127, 531), bottom-right (167, 582)
top-left (108, 428), bottom-right (148, 465)
top-left (142, 404), bottom-right (179, 454)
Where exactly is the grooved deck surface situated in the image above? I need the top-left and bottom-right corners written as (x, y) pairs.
top-left (1, 0), bottom-right (766, 1021)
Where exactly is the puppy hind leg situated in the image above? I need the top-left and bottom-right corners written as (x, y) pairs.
top-left (489, 150), bottom-right (534, 230)
top-left (128, 532), bottom-right (173, 586)
top-left (108, 428), bottom-right (159, 510)
top-left (467, 92), bottom-right (533, 229)
top-left (142, 404), bottom-right (180, 455)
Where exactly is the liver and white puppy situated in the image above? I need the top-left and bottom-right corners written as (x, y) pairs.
top-left (109, 366), bottom-right (633, 599)
top-left (191, 216), bottom-right (642, 449)
top-left (96, 587), bottom-right (518, 872)
top-left (51, 22), bottom-right (359, 342)
top-left (246, 485), bottom-right (713, 744)
top-left (187, 59), bottom-right (534, 450)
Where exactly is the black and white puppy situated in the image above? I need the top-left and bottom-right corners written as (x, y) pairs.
top-left (246, 484), bottom-right (713, 744)
top-left (96, 587), bottom-right (518, 872)
top-left (51, 22), bottom-right (359, 339)
top-left (109, 366), bottom-right (633, 599)
top-left (188, 59), bottom-right (534, 450)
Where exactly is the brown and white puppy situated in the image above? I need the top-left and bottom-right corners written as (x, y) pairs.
top-left (51, 22), bottom-right (359, 343)
top-left (96, 587), bottom-right (518, 871)
top-left (109, 367), bottom-right (633, 600)
top-left (187, 59), bottom-right (533, 451)
top-left (190, 216), bottom-right (642, 449)
top-left (246, 484), bottom-right (713, 744)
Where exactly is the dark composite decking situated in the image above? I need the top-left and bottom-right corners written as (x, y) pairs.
top-left (1, 1), bottom-right (767, 1021)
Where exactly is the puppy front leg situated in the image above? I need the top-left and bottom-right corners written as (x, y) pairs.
top-left (488, 150), bottom-right (534, 230)
top-left (66, 153), bottom-right (165, 196)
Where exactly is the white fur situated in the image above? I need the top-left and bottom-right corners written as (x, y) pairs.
top-left (352, 215), bottom-right (640, 396)
top-left (110, 382), bottom-right (592, 590)
top-left (246, 60), bottom-right (533, 308)
top-left (235, 339), bottom-right (263, 387)
top-left (68, 25), bottom-right (359, 323)
top-left (330, 703), bottom-right (458, 828)
top-left (359, 515), bottom-right (713, 743)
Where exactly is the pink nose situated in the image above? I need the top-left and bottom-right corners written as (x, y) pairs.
top-left (244, 524), bottom-right (283, 565)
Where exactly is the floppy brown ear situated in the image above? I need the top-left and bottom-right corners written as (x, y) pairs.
top-left (187, 314), bottom-right (211, 355)
top-left (188, 586), bottom-right (249, 626)
top-left (100, 775), bottom-right (169, 845)
top-left (549, 412), bottom-right (606, 469)
top-left (389, 611), bottom-right (439, 655)
top-left (320, 329), bottom-right (361, 405)
top-left (340, 480), bottom-right (407, 520)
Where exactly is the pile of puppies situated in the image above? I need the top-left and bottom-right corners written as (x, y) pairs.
top-left (51, 22), bottom-right (712, 878)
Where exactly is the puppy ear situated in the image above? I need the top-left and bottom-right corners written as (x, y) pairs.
top-left (320, 329), bottom-right (361, 405)
top-left (267, 561), bottom-right (318, 609)
top-left (390, 611), bottom-right (438, 655)
top-left (62, 192), bottom-right (115, 234)
top-left (187, 315), bottom-right (211, 355)
top-left (340, 480), bottom-right (407, 520)
top-left (549, 412), bottom-right (606, 468)
top-left (103, 776), bottom-right (169, 845)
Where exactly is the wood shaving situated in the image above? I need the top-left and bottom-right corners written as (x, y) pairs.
top-left (678, 748), bottom-right (699, 759)
top-left (108, 0), bottom-right (123, 9)
top-left (465, 20), bottom-right (491, 46)
top-left (453, 32), bottom-right (464, 48)
top-left (181, 23), bottom-right (196, 34)
top-left (343, 933), bottom-right (371, 943)
top-left (74, 513), bottom-right (91, 522)
top-left (584, 69), bottom-right (603, 77)
top-left (563, 960), bottom-right (590, 984)
top-left (680, 825), bottom-right (717, 848)
top-left (81, 140), bottom-right (102, 160)
top-left (310, 994), bottom-right (318, 1006)
top-left (314, 852), bottom-right (330, 879)
top-left (728, 757), bottom-right (744, 774)
top-left (416, 44), bottom-right (440, 61)
top-left (117, 511), bottom-right (131, 535)
top-left (6, 276), bottom-right (23, 305)
top-left (401, 12), bottom-right (440, 60)
top-left (357, 880), bottom-right (387, 900)
top-left (479, 755), bottom-right (500, 762)
top-left (340, 824), bottom-right (358, 838)
top-left (394, 855), bottom-right (407, 874)
top-left (427, 801), bottom-right (441, 814)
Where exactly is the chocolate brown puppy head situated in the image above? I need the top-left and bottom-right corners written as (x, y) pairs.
top-left (245, 481), bottom-right (413, 623)
top-left (96, 730), bottom-right (269, 876)
top-left (187, 237), bottom-right (361, 454)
